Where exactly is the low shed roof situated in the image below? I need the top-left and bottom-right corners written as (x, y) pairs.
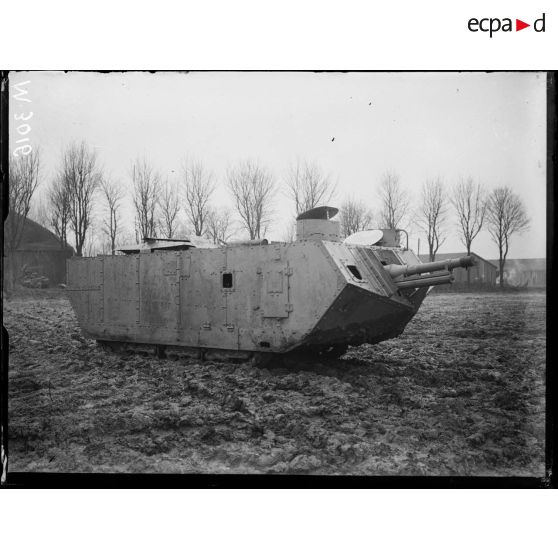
top-left (488, 258), bottom-right (546, 271)
top-left (11, 216), bottom-right (74, 253)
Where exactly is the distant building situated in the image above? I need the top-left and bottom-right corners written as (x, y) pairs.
top-left (4, 216), bottom-right (74, 285)
top-left (419, 252), bottom-right (497, 286)
top-left (488, 258), bottom-right (546, 288)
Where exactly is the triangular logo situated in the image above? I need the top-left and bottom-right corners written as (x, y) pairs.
top-left (516, 19), bottom-right (530, 31)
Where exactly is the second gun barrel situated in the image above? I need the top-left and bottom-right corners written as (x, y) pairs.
top-left (395, 273), bottom-right (454, 290)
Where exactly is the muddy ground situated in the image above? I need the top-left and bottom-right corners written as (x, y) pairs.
top-left (4, 289), bottom-right (546, 476)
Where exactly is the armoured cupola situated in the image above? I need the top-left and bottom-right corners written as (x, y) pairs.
top-left (295, 206), bottom-right (340, 241)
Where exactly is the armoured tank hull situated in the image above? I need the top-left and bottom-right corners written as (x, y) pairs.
top-left (67, 240), bottom-right (430, 359)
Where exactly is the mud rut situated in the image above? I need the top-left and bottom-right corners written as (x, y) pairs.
top-left (5, 289), bottom-right (546, 476)
top-left (96, 339), bottom-right (349, 368)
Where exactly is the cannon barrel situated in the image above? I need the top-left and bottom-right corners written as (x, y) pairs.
top-left (395, 272), bottom-right (454, 290)
top-left (385, 255), bottom-right (476, 279)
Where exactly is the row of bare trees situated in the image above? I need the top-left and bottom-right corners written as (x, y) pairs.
top-left (23, 144), bottom-right (343, 256)
top-left (127, 157), bottom-right (338, 244)
top-left (417, 176), bottom-right (530, 283)
top-left (9, 140), bottom-right (530, 290)
top-left (127, 158), bottom-right (233, 245)
top-left (44, 141), bottom-right (102, 257)
top-left (384, 173), bottom-right (530, 286)
top-left (40, 148), bottom-right (234, 256)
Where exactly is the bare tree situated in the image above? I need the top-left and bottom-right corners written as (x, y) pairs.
top-left (339, 197), bottom-right (375, 237)
top-left (285, 159), bottom-right (337, 215)
top-left (227, 160), bottom-right (276, 240)
top-left (101, 178), bottom-right (124, 255)
top-left (377, 171), bottom-right (410, 229)
top-left (28, 192), bottom-right (50, 229)
top-left (417, 178), bottom-right (448, 262)
top-left (159, 180), bottom-right (181, 238)
top-left (132, 158), bottom-right (161, 239)
top-left (60, 141), bottom-right (101, 256)
top-left (205, 207), bottom-right (234, 245)
top-left (451, 177), bottom-right (487, 256)
top-left (4, 151), bottom-right (41, 288)
top-left (486, 186), bottom-right (530, 288)
top-left (183, 161), bottom-right (215, 236)
top-left (46, 173), bottom-right (72, 248)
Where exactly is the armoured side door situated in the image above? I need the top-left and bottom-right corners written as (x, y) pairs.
top-left (138, 251), bottom-right (179, 341)
top-left (261, 257), bottom-right (292, 319)
top-left (103, 255), bottom-right (139, 329)
top-left (67, 257), bottom-right (103, 333)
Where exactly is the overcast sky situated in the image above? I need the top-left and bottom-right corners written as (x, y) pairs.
top-left (10, 71), bottom-right (547, 259)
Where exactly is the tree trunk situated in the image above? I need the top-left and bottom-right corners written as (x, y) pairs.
top-left (466, 243), bottom-right (471, 286)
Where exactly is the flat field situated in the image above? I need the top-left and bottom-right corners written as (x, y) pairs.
top-left (4, 289), bottom-right (546, 476)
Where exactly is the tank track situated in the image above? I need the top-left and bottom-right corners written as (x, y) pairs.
top-left (96, 340), bottom-right (348, 367)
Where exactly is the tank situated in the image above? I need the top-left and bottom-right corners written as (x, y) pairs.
top-left (66, 207), bottom-right (475, 363)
